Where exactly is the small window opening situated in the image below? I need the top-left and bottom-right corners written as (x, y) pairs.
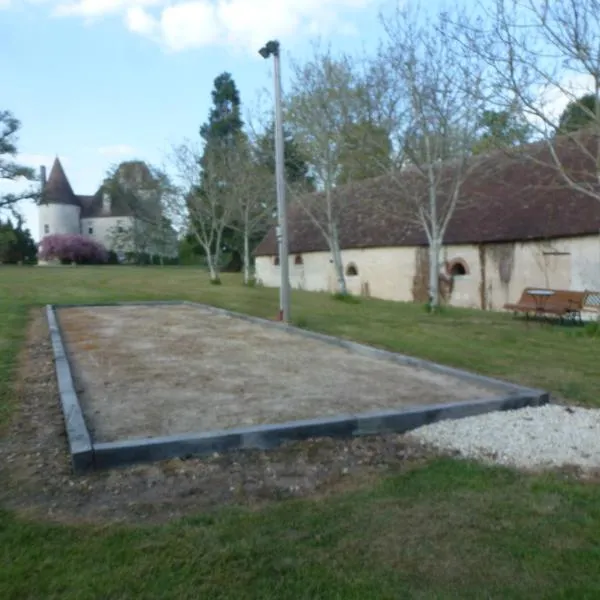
top-left (44, 224), bottom-right (49, 234)
top-left (448, 259), bottom-right (469, 277)
top-left (346, 263), bottom-right (358, 276)
top-left (294, 255), bottom-right (303, 265)
top-left (273, 256), bottom-right (280, 266)
top-left (88, 226), bottom-right (94, 235)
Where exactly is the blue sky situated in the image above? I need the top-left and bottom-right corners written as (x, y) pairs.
top-left (1, 0), bottom-right (588, 240)
top-left (0, 0), bottom-right (389, 239)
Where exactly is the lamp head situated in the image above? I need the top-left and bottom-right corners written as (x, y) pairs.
top-left (258, 40), bottom-right (280, 59)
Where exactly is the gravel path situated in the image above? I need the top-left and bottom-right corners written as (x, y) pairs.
top-left (409, 404), bottom-right (600, 471)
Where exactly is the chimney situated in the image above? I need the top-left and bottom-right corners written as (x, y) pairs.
top-left (102, 191), bottom-right (112, 213)
top-left (40, 165), bottom-right (47, 189)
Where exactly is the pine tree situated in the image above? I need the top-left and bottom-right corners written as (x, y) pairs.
top-left (255, 122), bottom-right (315, 191)
top-left (200, 73), bottom-right (244, 145)
top-left (192, 73), bottom-right (246, 272)
top-left (0, 217), bottom-right (37, 263)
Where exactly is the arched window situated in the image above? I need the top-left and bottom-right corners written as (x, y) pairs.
top-left (448, 258), bottom-right (469, 277)
top-left (273, 256), bottom-right (280, 266)
top-left (346, 263), bottom-right (359, 276)
top-left (294, 255), bottom-right (304, 265)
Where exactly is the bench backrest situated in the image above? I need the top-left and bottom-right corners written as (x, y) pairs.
top-left (515, 288), bottom-right (541, 306)
top-left (515, 287), bottom-right (587, 310)
top-left (547, 289), bottom-right (587, 309)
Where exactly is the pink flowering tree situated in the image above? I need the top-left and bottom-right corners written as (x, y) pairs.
top-left (38, 233), bottom-right (109, 264)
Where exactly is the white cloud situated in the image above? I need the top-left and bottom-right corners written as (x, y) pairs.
top-left (160, 1), bottom-right (221, 51)
top-left (42, 0), bottom-right (373, 52)
top-left (97, 144), bottom-right (136, 156)
top-left (158, 0), bottom-right (374, 52)
top-left (53, 0), bottom-right (161, 19)
top-left (125, 5), bottom-right (155, 35)
top-left (0, 0), bottom-right (12, 9)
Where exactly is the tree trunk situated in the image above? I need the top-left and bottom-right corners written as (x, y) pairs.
top-left (243, 228), bottom-right (250, 285)
top-left (427, 158), bottom-right (440, 310)
top-left (211, 230), bottom-right (223, 282)
top-left (330, 225), bottom-right (347, 295)
top-left (428, 239), bottom-right (440, 310)
top-left (206, 254), bottom-right (218, 281)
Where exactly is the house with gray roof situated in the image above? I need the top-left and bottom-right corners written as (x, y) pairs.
top-left (37, 157), bottom-right (177, 261)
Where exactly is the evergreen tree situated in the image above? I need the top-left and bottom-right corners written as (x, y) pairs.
top-left (558, 94), bottom-right (599, 134)
top-left (0, 219), bottom-right (16, 260)
top-left (472, 109), bottom-right (533, 154)
top-left (1, 110), bottom-right (38, 211)
top-left (191, 73), bottom-right (246, 272)
top-left (200, 73), bottom-right (244, 145)
top-left (0, 217), bottom-right (37, 263)
top-left (255, 122), bottom-right (315, 191)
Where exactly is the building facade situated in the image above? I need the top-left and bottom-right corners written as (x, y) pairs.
top-left (254, 138), bottom-right (600, 318)
top-left (37, 157), bottom-right (177, 260)
top-left (255, 235), bottom-right (600, 318)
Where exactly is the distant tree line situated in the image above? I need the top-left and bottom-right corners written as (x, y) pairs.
top-left (4, 0), bottom-right (600, 296)
top-left (0, 217), bottom-right (36, 264)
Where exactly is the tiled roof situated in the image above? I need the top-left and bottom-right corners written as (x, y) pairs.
top-left (78, 191), bottom-right (136, 219)
top-left (254, 134), bottom-right (600, 256)
top-left (41, 158), bottom-right (79, 207)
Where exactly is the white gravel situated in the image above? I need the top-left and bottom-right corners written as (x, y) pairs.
top-left (408, 404), bottom-right (600, 471)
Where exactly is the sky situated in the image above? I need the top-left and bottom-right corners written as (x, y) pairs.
top-left (0, 0), bottom-right (388, 240)
top-left (0, 0), bottom-right (594, 241)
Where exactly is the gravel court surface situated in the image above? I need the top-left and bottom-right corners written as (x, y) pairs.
top-left (56, 304), bottom-right (501, 443)
top-left (0, 309), bottom-right (436, 524)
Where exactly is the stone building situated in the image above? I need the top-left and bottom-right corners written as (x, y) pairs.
top-left (254, 136), bottom-right (600, 317)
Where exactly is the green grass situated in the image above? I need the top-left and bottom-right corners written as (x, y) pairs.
top-left (1, 265), bottom-right (600, 599)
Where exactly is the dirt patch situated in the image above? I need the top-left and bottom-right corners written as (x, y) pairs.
top-left (0, 309), bottom-right (437, 525)
top-left (57, 305), bottom-right (500, 443)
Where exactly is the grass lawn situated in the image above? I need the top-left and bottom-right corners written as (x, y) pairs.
top-left (1, 265), bottom-right (600, 599)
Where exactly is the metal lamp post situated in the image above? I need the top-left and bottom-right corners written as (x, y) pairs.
top-left (259, 39), bottom-right (290, 323)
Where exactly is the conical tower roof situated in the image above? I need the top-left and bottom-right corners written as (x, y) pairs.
top-left (41, 158), bottom-right (79, 206)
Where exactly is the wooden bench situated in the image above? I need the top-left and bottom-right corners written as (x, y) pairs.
top-left (504, 288), bottom-right (587, 322)
top-left (504, 288), bottom-right (539, 314)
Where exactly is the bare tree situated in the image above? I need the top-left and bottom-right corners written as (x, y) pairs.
top-left (229, 135), bottom-right (276, 284)
top-left (379, 4), bottom-right (489, 309)
top-left (285, 44), bottom-right (383, 295)
top-left (459, 0), bottom-right (600, 201)
top-left (168, 139), bottom-right (236, 282)
top-left (108, 216), bottom-right (176, 264)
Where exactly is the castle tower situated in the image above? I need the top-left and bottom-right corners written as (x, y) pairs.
top-left (38, 157), bottom-right (81, 240)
